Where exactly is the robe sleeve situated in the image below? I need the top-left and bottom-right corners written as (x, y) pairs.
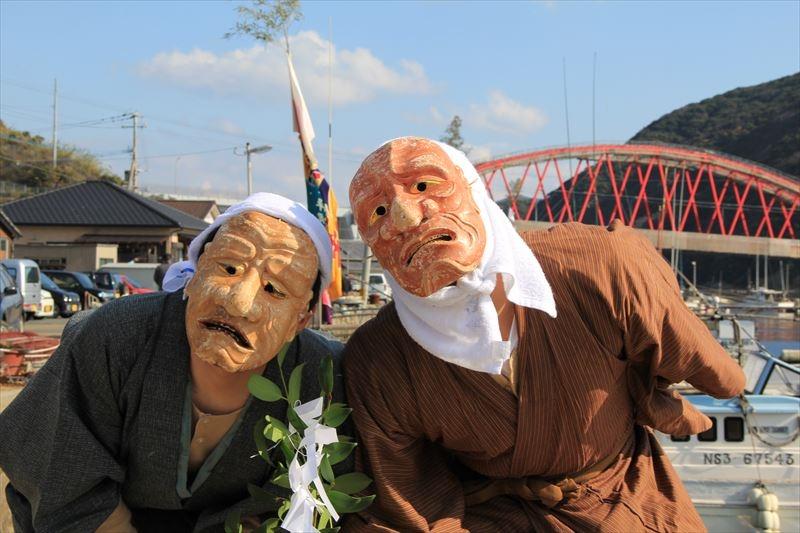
top-left (342, 319), bottom-right (467, 533)
top-left (609, 222), bottom-right (746, 435)
top-left (0, 310), bottom-right (129, 532)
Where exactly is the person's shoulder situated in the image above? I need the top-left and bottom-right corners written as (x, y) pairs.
top-left (296, 328), bottom-right (344, 363)
top-left (521, 221), bottom-right (652, 277)
top-left (343, 303), bottom-right (409, 372)
top-left (63, 292), bottom-right (172, 363)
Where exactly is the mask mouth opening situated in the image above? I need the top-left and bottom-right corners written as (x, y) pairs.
top-left (200, 319), bottom-right (253, 350)
top-left (405, 234), bottom-right (453, 267)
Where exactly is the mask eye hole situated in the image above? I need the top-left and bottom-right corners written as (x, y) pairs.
top-left (264, 282), bottom-right (286, 299)
top-left (220, 264), bottom-right (238, 276)
top-left (369, 205), bottom-right (387, 225)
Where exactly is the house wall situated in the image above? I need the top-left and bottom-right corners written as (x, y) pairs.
top-left (15, 243), bottom-right (119, 272)
top-left (0, 227), bottom-right (12, 260)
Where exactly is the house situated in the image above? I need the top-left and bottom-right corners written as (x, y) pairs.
top-left (157, 199), bottom-right (220, 224)
top-left (0, 207), bottom-right (22, 261)
top-left (2, 181), bottom-right (208, 271)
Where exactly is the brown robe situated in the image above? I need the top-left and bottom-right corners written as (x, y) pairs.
top-left (343, 222), bottom-right (745, 532)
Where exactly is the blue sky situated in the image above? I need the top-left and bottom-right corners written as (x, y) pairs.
top-left (1, 0), bottom-right (798, 206)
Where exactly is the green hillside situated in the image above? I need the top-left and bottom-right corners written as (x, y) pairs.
top-left (630, 72), bottom-right (800, 176)
top-left (0, 120), bottom-right (122, 201)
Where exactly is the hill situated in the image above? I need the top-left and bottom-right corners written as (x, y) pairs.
top-left (0, 120), bottom-right (122, 201)
top-left (630, 72), bottom-right (800, 176)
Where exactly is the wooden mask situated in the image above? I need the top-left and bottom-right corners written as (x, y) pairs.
top-left (184, 212), bottom-right (319, 372)
top-left (350, 137), bottom-right (486, 297)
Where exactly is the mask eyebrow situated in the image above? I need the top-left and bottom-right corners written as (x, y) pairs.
top-left (396, 159), bottom-right (450, 181)
top-left (207, 234), bottom-right (256, 259)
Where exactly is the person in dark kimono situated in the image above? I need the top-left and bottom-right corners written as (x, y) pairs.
top-left (343, 137), bottom-right (746, 532)
top-left (0, 193), bottom-right (346, 532)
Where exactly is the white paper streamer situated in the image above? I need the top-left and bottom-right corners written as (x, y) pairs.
top-left (282, 397), bottom-right (341, 532)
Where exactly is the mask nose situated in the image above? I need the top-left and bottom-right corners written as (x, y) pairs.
top-left (223, 268), bottom-right (261, 321)
top-left (390, 196), bottom-right (423, 232)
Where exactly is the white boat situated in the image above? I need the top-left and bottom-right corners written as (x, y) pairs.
top-left (657, 347), bottom-right (800, 532)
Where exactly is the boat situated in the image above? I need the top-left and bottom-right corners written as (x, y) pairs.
top-left (657, 330), bottom-right (799, 532)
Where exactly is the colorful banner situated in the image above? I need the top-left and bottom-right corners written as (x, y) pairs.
top-left (288, 52), bottom-right (342, 301)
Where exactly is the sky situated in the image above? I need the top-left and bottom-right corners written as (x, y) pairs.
top-left (1, 0), bottom-right (798, 207)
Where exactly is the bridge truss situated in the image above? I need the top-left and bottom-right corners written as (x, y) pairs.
top-left (475, 143), bottom-right (799, 240)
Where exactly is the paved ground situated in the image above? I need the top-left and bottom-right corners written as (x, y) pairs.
top-left (23, 316), bottom-right (69, 338)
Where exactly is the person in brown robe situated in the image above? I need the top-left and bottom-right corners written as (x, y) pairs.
top-left (342, 137), bottom-right (746, 532)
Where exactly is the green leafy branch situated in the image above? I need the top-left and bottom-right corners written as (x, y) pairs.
top-left (225, 348), bottom-right (373, 533)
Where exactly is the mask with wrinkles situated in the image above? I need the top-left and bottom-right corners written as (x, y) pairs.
top-left (350, 137), bottom-right (486, 297)
top-left (184, 212), bottom-right (319, 372)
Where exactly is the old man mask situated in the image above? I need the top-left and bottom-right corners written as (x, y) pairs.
top-left (184, 212), bottom-right (320, 372)
top-left (349, 137), bottom-right (487, 297)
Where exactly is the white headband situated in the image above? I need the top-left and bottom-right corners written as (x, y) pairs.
top-left (162, 192), bottom-right (332, 296)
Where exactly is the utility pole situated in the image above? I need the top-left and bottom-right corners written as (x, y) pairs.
top-left (236, 142), bottom-right (272, 196)
top-left (51, 79), bottom-right (58, 169)
top-left (246, 142), bottom-right (252, 196)
top-left (123, 112), bottom-right (143, 191)
top-left (361, 244), bottom-right (372, 305)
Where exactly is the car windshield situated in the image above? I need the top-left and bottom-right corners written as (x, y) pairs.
top-left (40, 273), bottom-right (59, 291)
top-left (73, 272), bottom-right (96, 289)
top-left (91, 272), bottom-right (114, 290)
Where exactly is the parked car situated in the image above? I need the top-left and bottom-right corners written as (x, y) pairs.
top-left (42, 270), bottom-right (116, 309)
top-left (34, 290), bottom-right (57, 319)
top-left (0, 265), bottom-right (23, 330)
top-left (84, 271), bottom-right (119, 298)
top-left (368, 273), bottom-right (392, 301)
top-left (114, 274), bottom-right (154, 296)
top-left (98, 263), bottom-right (160, 291)
top-left (1, 259), bottom-right (43, 319)
top-left (40, 272), bottom-right (81, 317)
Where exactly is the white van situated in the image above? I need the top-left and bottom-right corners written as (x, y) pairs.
top-left (98, 263), bottom-right (160, 291)
top-left (368, 273), bottom-right (392, 301)
top-left (1, 259), bottom-right (43, 318)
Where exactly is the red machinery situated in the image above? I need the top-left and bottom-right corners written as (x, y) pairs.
top-left (0, 331), bottom-right (60, 382)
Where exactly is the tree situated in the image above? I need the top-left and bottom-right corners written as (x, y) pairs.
top-left (0, 120), bottom-right (121, 198)
top-left (439, 115), bottom-right (469, 154)
top-left (225, 0), bottom-right (303, 46)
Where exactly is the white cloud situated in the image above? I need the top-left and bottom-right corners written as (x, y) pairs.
top-left (137, 31), bottom-right (432, 106)
top-left (468, 144), bottom-right (493, 163)
top-left (213, 118), bottom-right (244, 135)
top-left (468, 90), bottom-right (548, 134)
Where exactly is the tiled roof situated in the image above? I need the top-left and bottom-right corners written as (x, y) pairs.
top-left (158, 200), bottom-right (218, 220)
top-left (2, 181), bottom-right (208, 232)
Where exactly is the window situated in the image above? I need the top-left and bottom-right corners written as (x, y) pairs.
top-left (25, 266), bottom-right (40, 284)
top-left (5, 266), bottom-right (17, 278)
top-left (670, 434), bottom-right (690, 442)
top-left (698, 417), bottom-right (718, 442)
top-left (51, 273), bottom-right (81, 291)
top-left (0, 238), bottom-right (7, 252)
top-left (724, 417), bottom-right (745, 442)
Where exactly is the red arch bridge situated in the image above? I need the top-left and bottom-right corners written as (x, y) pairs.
top-left (475, 143), bottom-right (799, 259)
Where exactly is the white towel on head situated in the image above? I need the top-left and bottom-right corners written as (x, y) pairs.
top-left (383, 139), bottom-right (557, 374)
top-left (162, 192), bottom-right (332, 297)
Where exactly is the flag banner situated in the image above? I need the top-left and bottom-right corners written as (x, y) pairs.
top-left (288, 52), bottom-right (342, 300)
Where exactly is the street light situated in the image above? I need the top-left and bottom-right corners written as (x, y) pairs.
top-left (691, 260), bottom-right (697, 288)
top-left (242, 142), bottom-right (272, 196)
top-left (173, 156), bottom-right (182, 195)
